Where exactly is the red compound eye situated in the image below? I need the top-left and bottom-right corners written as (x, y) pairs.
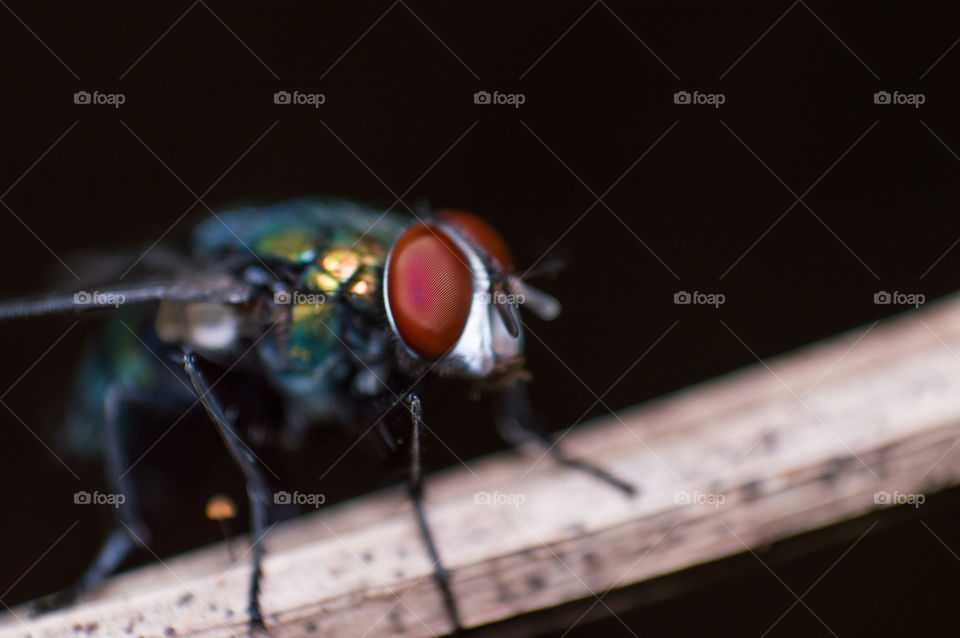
top-left (439, 209), bottom-right (514, 272)
top-left (387, 224), bottom-right (473, 359)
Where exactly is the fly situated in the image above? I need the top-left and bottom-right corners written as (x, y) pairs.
top-left (1, 198), bottom-right (634, 633)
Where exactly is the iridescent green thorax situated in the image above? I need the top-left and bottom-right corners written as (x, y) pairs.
top-left (255, 231), bottom-right (319, 264)
top-left (285, 236), bottom-right (388, 368)
top-left (190, 199), bottom-right (407, 373)
top-left (193, 199), bottom-right (407, 261)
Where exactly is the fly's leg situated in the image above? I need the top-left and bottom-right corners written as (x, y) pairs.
top-left (405, 393), bottom-right (463, 636)
top-left (495, 381), bottom-right (636, 497)
top-left (32, 529), bottom-right (135, 614)
top-left (102, 385), bottom-right (157, 541)
top-left (33, 386), bottom-right (153, 614)
top-left (183, 352), bottom-right (269, 630)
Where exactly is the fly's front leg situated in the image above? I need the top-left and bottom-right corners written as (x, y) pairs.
top-left (495, 380), bottom-right (636, 497)
top-left (183, 351), bottom-right (269, 630)
top-left (405, 393), bottom-right (463, 636)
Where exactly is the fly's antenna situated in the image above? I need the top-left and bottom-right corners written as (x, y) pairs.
top-left (511, 277), bottom-right (561, 321)
top-left (491, 279), bottom-right (520, 337)
top-left (481, 250), bottom-right (562, 323)
top-left (514, 255), bottom-right (565, 320)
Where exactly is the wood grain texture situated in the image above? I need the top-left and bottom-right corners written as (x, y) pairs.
top-left (5, 295), bottom-right (960, 637)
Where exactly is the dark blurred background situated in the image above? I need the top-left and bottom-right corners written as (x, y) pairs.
top-left (1, 1), bottom-right (959, 636)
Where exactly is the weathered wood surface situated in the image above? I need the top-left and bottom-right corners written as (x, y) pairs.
top-left (4, 295), bottom-right (960, 637)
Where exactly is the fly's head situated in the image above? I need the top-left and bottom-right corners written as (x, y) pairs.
top-left (383, 210), bottom-right (560, 382)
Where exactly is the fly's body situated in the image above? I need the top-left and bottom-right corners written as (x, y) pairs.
top-left (4, 198), bottom-right (632, 633)
top-left (70, 200), bottom-right (409, 452)
top-left (168, 200), bottom-right (408, 433)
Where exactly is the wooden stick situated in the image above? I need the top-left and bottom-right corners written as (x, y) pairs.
top-left (5, 295), bottom-right (960, 637)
